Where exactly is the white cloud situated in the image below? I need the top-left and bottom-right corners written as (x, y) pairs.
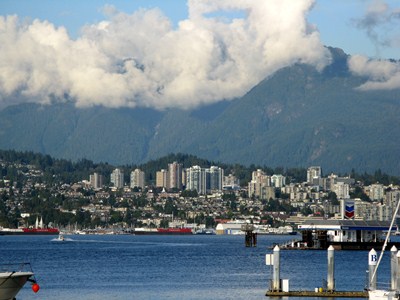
top-left (348, 54), bottom-right (400, 90)
top-left (0, 0), bottom-right (331, 110)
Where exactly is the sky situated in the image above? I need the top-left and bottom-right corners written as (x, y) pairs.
top-left (0, 0), bottom-right (399, 110)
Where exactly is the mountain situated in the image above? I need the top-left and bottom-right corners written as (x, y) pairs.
top-left (0, 48), bottom-right (399, 175)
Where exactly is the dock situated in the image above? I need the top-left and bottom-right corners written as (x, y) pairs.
top-left (266, 290), bottom-right (368, 298)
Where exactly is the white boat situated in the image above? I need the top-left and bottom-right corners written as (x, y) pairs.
top-left (369, 290), bottom-right (398, 300)
top-left (368, 198), bottom-right (400, 300)
top-left (0, 263), bottom-right (38, 300)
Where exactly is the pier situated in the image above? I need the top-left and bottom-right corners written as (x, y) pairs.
top-left (265, 290), bottom-right (368, 298)
top-left (265, 245), bottom-right (370, 298)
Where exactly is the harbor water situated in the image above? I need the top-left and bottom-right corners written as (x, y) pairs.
top-left (0, 234), bottom-right (396, 300)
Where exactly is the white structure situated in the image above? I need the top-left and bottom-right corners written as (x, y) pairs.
top-left (307, 166), bottom-right (322, 184)
top-left (332, 182), bottom-right (350, 200)
top-left (248, 169), bottom-right (274, 200)
top-left (130, 169), bottom-right (145, 189)
top-left (368, 184), bottom-right (385, 201)
top-left (110, 168), bottom-right (124, 189)
top-left (215, 221), bottom-right (245, 235)
top-left (223, 174), bottom-right (240, 190)
top-left (271, 174), bottom-right (286, 188)
top-left (186, 166), bottom-right (206, 195)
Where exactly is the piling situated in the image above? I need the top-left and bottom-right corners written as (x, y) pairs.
top-left (368, 248), bottom-right (378, 290)
top-left (272, 245), bottom-right (280, 291)
top-left (242, 224), bottom-right (257, 247)
top-left (327, 245), bottom-right (335, 292)
top-left (397, 251), bottom-right (400, 291)
top-left (391, 246), bottom-right (397, 290)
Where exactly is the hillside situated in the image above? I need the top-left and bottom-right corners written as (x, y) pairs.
top-left (0, 48), bottom-right (399, 175)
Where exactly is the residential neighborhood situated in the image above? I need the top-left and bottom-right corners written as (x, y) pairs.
top-left (1, 152), bottom-right (399, 234)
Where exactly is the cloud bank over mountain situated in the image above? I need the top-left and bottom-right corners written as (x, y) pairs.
top-left (0, 0), bottom-right (399, 110)
top-left (0, 0), bottom-right (331, 110)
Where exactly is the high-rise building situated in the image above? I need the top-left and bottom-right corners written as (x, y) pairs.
top-left (207, 166), bottom-right (224, 192)
top-left (130, 169), bottom-right (145, 189)
top-left (368, 183), bottom-right (385, 201)
top-left (89, 172), bottom-right (103, 190)
top-left (168, 161), bottom-right (183, 190)
top-left (110, 168), bottom-right (124, 188)
top-left (307, 166), bottom-right (322, 184)
top-left (223, 174), bottom-right (240, 190)
top-left (186, 166), bottom-right (206, 195)
top-left (271, 174), bottom-right (286, 188)
top-left (248, 169), bottom-right (271, 199)
top-left (332, 182), bottom-right (350, 199)
top-left (248, 169), bottom-right (273, 200)
top-left (156, 169), bottom-right (169, 188)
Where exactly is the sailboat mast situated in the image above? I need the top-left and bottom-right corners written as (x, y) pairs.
top-left (370, 198), bottom-right (400, 284)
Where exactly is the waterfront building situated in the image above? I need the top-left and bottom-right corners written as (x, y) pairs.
top-left (130, 169), bottom-right (145, 189)
top-left (110, 168), bottom-right (124, 188)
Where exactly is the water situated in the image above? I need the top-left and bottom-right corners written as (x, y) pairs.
top-left (0, 234), bottom-right (394, 300)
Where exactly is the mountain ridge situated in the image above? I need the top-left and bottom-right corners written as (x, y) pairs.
top-left (0, 48), bottom-right (399, 175)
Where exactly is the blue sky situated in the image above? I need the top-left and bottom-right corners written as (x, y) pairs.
top-left (0, 0), bottom-right (399, 110)
top-left (1, 0), bottom-right (399, 59)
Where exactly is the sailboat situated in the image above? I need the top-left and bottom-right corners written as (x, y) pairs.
top-left (368, 199), bottom-right (400, 300)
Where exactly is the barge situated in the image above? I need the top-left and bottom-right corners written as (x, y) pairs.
top-left (134, 228), bottom-right (193, 235)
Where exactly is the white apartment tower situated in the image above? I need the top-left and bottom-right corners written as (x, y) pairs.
top-left (332, 182), bottom-right (350, 199)
top-left (248, 169), bottom-right (273, 200)
top-left (271, 174), bottom-right (286, 188)
top-left (307, 166), bottom-right (322, 184)
top-left (368, 183), bottom-right (385, 201)
top-left (186, 166), bottom-right (207, 195)
top-left (130, 169), bottom-right (145, 189)
top-left (110, 168), bottom-right (124, 189)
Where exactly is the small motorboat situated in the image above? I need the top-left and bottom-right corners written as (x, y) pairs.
top-left (0, 263), bottom-right (39, 300)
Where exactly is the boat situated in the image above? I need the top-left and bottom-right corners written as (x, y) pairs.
top-left (194, 228), bottom-right (216, 235)
top-left (368, 198), bottom-right (400, 300)
top-left (0, 227), bottom-right (60, 235)
top-left (0, 216), bottom-right (59, 235)
top-left (134, 228), bottom-right (193, 235)
top-left (0, 263), bottom-right (40, 300)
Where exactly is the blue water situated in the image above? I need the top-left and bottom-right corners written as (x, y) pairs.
top-left (0, 234), bottom-right (395, 300)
